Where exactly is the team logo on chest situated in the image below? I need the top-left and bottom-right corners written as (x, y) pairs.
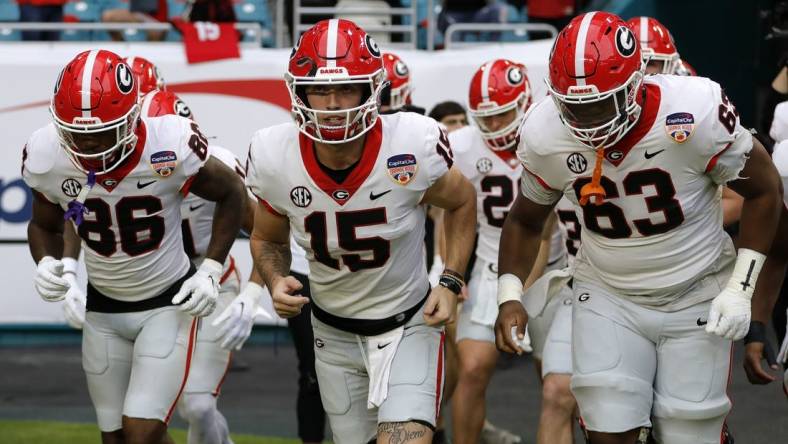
top-left (332, 189), bottom-right (350, 202)
top-left (566, 153), bottom-right (587, 174)
top-left (61, 178), bottom-right (82, 197)
top-left (387, 154), bottom-right (418, 185)
top-left (150, 151), bottom-right (177, 177)
top-left (476, 157), bottom-right (493, 174)
top-left (290, 186), bottom-right (312, 207)
top-left (665, 112), bottom-right (695, 143)
top-left (606, 150), bottom-right (624, 162)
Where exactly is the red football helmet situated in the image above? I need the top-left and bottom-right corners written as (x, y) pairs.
top-left (468, 59), bottom-right (532, 151)
top-left (286, 19), bottom-right (386, 144)
top-left (381, 52), bottom-right (412, 110)
top-left (626, 16), bottom-right (680, 75)
top-left (51, 49), bottom-right (140, 175)
top-left (141, 90), bottom-right (194, 120)
top-left (676, 59), bottom-right (697, 76)
top-left (547, 11), bottom-right (644, 149)
top-left (124, 55), bottom-right (165, 95)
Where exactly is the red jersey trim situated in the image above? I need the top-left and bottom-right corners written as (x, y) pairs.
top-left (299, 119), bottom-right (383, 206)
top-left (165, 317), bottom-right (197, 423)
top-left (523, 165), bottom-right (556, 191)
top-left (180, 175), bottom-right (197, 197)
top-left (259, 197), bottom-right (285, 217)
top-left (97, 120), bottom-right (147, 192)
top-left (603, 84), bottom-right (662, 167)
top-left (219, 255), bottom-right (237, 285)
top-left (705, 142), bottom-right (733, 173)
top-left (491, 148), bottom-right (519, 170)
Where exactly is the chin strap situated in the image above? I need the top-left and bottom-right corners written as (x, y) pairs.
top-left (64, 170), bottom-right (96, 226)
top-left (579, 147), bottom-right (606, 206)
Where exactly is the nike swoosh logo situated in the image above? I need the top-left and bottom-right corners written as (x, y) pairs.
top-left (189, 203), bottom-right (205, 211)
top-left (377, 342), bottom-right (392, 350)
top-left (696, 317), bottom-right (708, 326)
top-left (644, 149), bottom-right (665, 159)
top-left (369, 189), bottom-right (392, 200)
top-left (137, 180), bottom-right (156, 189)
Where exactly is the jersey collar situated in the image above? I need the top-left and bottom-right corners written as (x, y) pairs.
top-left (97, 120), bottom-right (147, 192)
top-left (299, 119), bottom-right (383, 205)
top-left (603, 83), bottom-right (662, 167)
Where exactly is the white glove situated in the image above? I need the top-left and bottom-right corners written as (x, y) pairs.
top-left (172, 258), bottom-right (222, 317)
top-left (35, 256), bottom-right (70, 302)
top-left (706, 249), bottom-right (766, 341)
top-left (212, 281), bottom-right (265, 350)
top-left (61, 258), bottom-right (86, 330)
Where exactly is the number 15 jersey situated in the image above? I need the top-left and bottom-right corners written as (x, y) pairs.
top-left (246, 113), bottom-right (453, 320)
top-left (518, 75), bottom-right (751, 309)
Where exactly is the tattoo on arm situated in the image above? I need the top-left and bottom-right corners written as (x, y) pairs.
top-left (256, 240), bottom-right (291, 288)
top-left (377, 422), bottom-right (429, 444)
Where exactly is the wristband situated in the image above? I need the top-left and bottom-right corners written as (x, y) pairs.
top-left (442, 268), bottom-right (465, 282)
top-left (438, 275), bottom-right (463, 295)
top-left (725, 248), bottom-right (766, 299)
top-left (497, 273), bottom-right (523, 306)
top-left (743, 320), bottom-right (767, 344)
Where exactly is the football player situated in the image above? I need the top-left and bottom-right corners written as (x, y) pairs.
top-left (24, 49), bottom-right (245, 444)
top-left (379, 52), bottom-right (425, 115)
top-left (495, 12), bottom-right (782, 444)
top-left (449, 59), bottom-right (542, 444)
top-left (246, 19), bottom-right (476, 444)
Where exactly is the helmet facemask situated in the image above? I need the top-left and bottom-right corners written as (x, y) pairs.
top-left (52, 103), bottom-right (140, 175)
top-left (642, 49), bottom-right (681, 75)
top-left (287, 70), bottom-right (386, 144)
top-left (548, 68), bottom-right (644, 149)
top-left (470, 93), bottom-right (528, 151)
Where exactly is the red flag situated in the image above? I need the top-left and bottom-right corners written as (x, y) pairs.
top-left (175, 21), bottom-right (240, 64)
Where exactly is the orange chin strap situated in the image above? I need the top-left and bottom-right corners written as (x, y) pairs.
top-left (579, 148), bottom-right (606, 206)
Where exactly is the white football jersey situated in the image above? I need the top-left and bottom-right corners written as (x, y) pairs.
top-left (451, 125), bottom-right (522, 265)
top-left (23, 116), bottom-right (207, 301)
top-left (554, 196), bottom-right (581, 268)
top-left (180, 145), bottom-right (245, 266)
top-left (246, 113), bottom-right (452, 319)
top-left (772, 140), bottom-right (788, 207)
top-left (770, 101), bottom-right (788, 143)
top-left (518, 75), bottom-right (750, 306)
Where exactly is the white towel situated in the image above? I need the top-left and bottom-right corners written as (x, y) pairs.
top-left (363, 326), bottom-right (405, 409)
top-left (470, 263), bottom-right (499, 326)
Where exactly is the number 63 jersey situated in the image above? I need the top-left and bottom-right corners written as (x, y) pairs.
top-left (518, 75), bottom-right (752, 309)
top-left (22, 115), bottom-right (209, 301)
top-left (246, 113), bottom-right (453, 320)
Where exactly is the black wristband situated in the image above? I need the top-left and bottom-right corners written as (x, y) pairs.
top-left (438, 275), bottom-right (463, 295)
top-left (442, 268), bottom-right (465, 283)
top-left (744, 320), bottom-right (767, 344)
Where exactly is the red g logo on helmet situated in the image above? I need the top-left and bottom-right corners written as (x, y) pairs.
top-left (615, 26), bottom-right (637, 58)
top-left (394, 60), bottom-right (408, 77)
top-left (365, 34), bottom-right (381, 58)
top-left (116, 62), bottom-right (135, 95)
top-left (505, 66), bottom-right (524, 86)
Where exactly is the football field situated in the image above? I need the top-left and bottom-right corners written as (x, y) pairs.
top-left (1, 340), bottom-right (786, 443)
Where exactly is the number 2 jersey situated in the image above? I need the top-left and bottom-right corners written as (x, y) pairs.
top-left (23, 116), bottom-right (208, 301)
top-left (451, 125), bottom-right (522, 266)
top-left (246, 113), bottom-right (453, 320)
top-left (518, 75), bottom-right (751, 309)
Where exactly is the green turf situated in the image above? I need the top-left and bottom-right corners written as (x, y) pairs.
top-left (0, 420), bottom-right (299, 444)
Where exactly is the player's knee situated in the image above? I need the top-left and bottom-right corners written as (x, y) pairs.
top-left (652, 414), bottom-right (727, 444)
top-left (541, 374), bottom-right (575, 415)
top-left (122, 417), bottom-right (167, 444)
top-left (177, 393), bottom-right (217, 427)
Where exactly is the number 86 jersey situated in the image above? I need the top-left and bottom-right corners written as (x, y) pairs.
top-left (518, 75), bottom-right (752, 308)
top-left (246, 113), bottom-right (453, 320)
top-left (22, 115), bottom-right (209, 302)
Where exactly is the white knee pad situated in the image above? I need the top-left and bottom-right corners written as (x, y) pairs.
top-left (651, 414), bottom-right (727, 444)
top-left (178, 392), bottom-right (218, 426)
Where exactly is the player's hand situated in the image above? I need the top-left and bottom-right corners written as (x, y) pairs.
top-left (212, 282), bottom-right (265, 350)
top-left (35, 256), bottom-right (70, 302)
top-left (743, 320), bottom-right (779, 384)
top-left (495, 301), bottom-right (529, 355)
top-left (271, 275), bottom-right (309, 318)
top-left (62, 273), bottom-right (86, 330)
top-left (423, 285), bottom-right (458, 326)
top-left (705, 287), bottom-right (751, 340)
top-left (172, 259), bottom-right (221, 318)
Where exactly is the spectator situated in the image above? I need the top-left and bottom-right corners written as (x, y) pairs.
top-left (429, 100), bottom-right (468, 133)
top-left (16, 0), bottom-right (66, 41)
top-left (185, 0), bottom-right (236, 23)
top-left (437, 0), bottom-right (509, 39)
top-left (101, 0), bottom-right (168, 41)
top-left (525, 0), bottom-right (576, 39)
